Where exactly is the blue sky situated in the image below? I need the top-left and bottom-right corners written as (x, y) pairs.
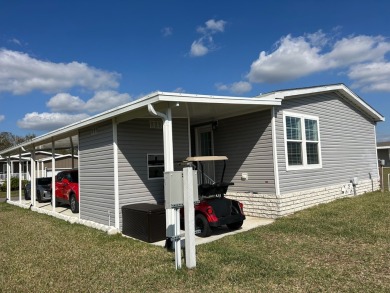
top-left (0, 0), bottom-right (390, 141)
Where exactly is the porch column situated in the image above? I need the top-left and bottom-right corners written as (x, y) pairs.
top-left (26, 160), bottom-right (30, 180)
top-left (6, 157), bottom-right (11, 201)
top-left (51, 139), bottom-right (56, 212)
top-left (30, 148), bottom-right (36, 206)
top-left (113, 119), bottom-right (120, 229)
top-left (19, 149), bottom-right (22, 203)
top-left (70, 136), bottom-right (75, 169)
top-left (148, 103), bottom-right (180, 268)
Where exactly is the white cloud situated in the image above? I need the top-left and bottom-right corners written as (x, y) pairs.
top-left (17, 112), bottom-right (89, 131)
top-left (0, 49), bottom-right (120, 95)
top-left (47, 91), bottom-right (131, 114)
top-left (8, 38), bottom-right (22, 46)
top-left (84, 90), bottom-right (132, 113)
top-left (22, 90), bottom-right (132, 131)
top-left (47, 93), bottom-right (85, 113)
top-left (190, 19), bottom-right (226, 57)
top-left (173, 87), bottom-right (185, 93)
top-left (197, 19), bottom-right (227, 34)
top-left (247, 32), bottom-right (390, 90)
top-left (161, 27), bottom-right (173, 37)
top-left (247, 34), bottom-right (327, 83)
top-left (0, 115), bottom-right (4, 122)
top-left (216, 81), bottom-right (252, 95)
top-left (190, 40), bottom-right (209, 57)
top-left (348, 62), bottom-right (390, 92)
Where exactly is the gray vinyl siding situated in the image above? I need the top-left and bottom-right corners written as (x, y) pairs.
top-left (79, 121), bottom-right (115, 225)
top-left (275, 92), bottom-right (379, 194)
top-left (117, 118), bottom-right (189, 229)
top-left (213, 110), bottom-right (275, 194)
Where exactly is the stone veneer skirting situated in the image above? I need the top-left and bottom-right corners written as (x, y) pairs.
top-left (226, 179), bottom-right (380, 219)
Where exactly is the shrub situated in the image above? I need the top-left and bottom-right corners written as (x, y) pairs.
top-left (0, 177), bottom-right (28, 191)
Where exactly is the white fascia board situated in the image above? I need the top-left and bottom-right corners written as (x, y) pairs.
top-left (377, 146), bottom-right (390, 150)
top-left (158, 93), bottom-right (280, 105)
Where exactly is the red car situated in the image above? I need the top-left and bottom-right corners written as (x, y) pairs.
top-left (53, 170), bottom-right (79, 213)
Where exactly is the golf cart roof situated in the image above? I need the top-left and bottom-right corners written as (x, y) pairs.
top-left (186, 156), bottom-right (228, 162)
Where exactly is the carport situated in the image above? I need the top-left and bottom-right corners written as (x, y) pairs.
top-left (1, 134), bottom-right (79, 217)
top-left (0, 91), bottom-right (280, 235)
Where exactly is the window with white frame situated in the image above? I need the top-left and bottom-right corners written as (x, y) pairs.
top-left (284, 112), bottom-right (321, 170)
top-left (147, 154), bottom-right (164, 179)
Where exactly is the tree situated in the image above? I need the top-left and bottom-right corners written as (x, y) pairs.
top-left (0, 132), bottom-right (36, 151)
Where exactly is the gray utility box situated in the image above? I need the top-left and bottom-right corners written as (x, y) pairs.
top-left (164, 170), bottom-right (198, 209)
top-left (121, 203), bottom-right (166, 243)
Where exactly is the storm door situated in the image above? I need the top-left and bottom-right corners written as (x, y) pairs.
top-left (195, 125), bottom-right (215, 183)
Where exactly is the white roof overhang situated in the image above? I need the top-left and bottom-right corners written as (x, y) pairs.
top-left (0, 91), bottom-right (280, 156)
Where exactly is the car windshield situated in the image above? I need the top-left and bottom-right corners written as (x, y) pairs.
top-left (37, 178), bottom-right (52, 185)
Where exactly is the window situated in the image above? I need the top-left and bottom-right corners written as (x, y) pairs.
top-left (147, 154), bottom-right (164, 179)
top-left (284, 112), bottom-right (321, 170)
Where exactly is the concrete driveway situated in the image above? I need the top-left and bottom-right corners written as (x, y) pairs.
top-left (152, 216), bottom-right (274, 247)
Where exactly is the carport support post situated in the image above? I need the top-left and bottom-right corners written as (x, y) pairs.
top-left (51, 140), bottom-right (56, 212)
top-left (19, 149), bottom-right (22, 203)
top-left (6, 157), bottom-right (11, 201)
top-left (183, 167), bottom-right (196, 268)
top-left (31, 148), bottom-right (36, 206)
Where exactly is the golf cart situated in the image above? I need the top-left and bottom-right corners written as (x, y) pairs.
top-left (185, 156), bottom-right (246, 237)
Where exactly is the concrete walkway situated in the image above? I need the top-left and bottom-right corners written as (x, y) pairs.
top-left (2, 197), bottom-right (78, 218)
top-left (152, 216), bottom-right (274, 247)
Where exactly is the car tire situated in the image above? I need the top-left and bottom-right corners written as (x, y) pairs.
top-left (195, 213), bottom-right (212, 237)
top-left (37, 191), bottom-right (42, 203)
top-left (227, 221), bottom-right (243, 231)
top-left (69, 194), bottom-right (79, 213)
top-left (24, 189), bottom-right (30, 200)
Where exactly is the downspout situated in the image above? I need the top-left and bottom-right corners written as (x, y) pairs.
top-left (148, 103), bottom-right (181, 269)
top-left (147, 104), bottom-right (174, 171)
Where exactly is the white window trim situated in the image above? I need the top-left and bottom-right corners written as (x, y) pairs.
top-left (147, 153), bottom-right (165, 180)
top-left (283, 111), bottom-right (322, 171)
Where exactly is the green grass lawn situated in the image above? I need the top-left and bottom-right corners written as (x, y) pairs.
top-left (1, 191), bottom-right (389, 292)
top-left (383, 167), bottom-right (390, 191)
top-left (0, 190), bottom-right (20, 198)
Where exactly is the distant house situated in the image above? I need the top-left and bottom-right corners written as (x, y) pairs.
top-left (0, 84), bottom-right (384, 231)
top-left (0, 151), bottom-right (78, 182)
top-left (377, 142), bottom-right (390, 167)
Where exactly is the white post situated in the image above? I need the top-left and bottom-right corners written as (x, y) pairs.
top-left (31, 149), bottom-right (36, 206)
top-left (6, 157), bottom-right (11, 201)
top-left (51, 140), bottom-right (56, 212)
top-left (183, 167), bottom-right (196, 268)
top-left (26, 160), bottom-right (30, 180)
top-left (19, 150), bottom-right (22, 203)
top-left (113, 119), bottom-right (120, 229)
top-left (147, 103), bottom-right (180, 269)
top-left (36, 159), bottom-right (40, 178)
